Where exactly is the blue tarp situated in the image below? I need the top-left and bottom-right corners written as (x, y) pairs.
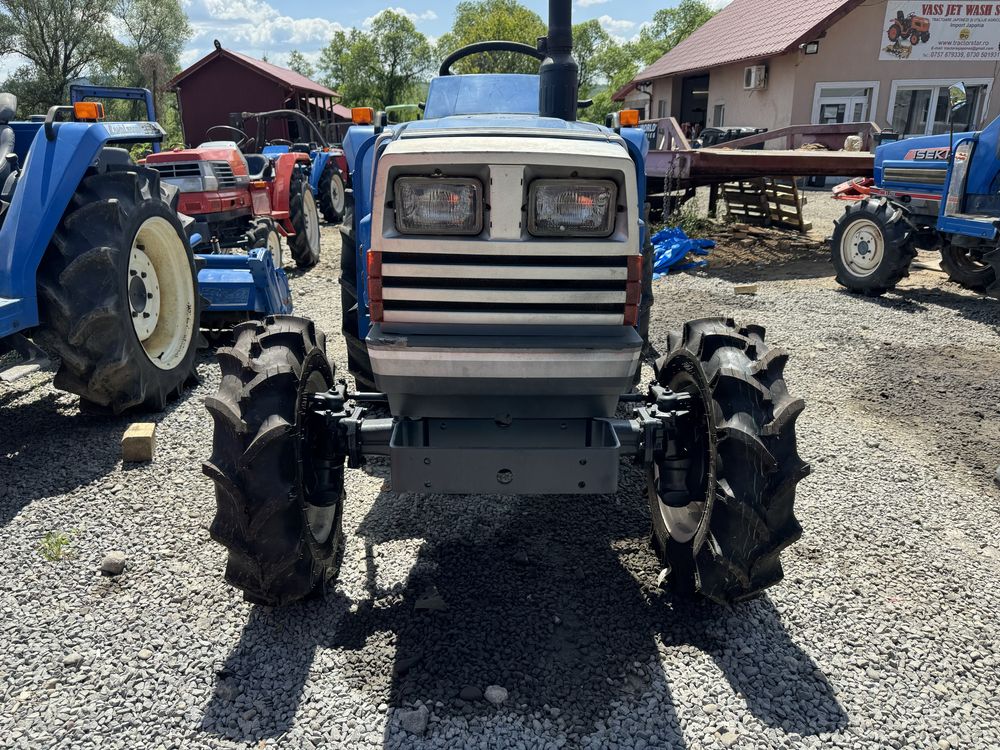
top-left (650, 227), bottom-right (714, 279)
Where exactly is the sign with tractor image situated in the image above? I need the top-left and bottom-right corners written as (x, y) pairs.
top-left (880, 2), bottom-right (1000, 60)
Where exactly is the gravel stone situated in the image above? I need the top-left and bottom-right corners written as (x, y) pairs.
top-left (484, 685), bottom-right (508, 706)
top-left (100, 550), bottom-right (127, 576)
top-left (61, 653), bottom-right (83, 669)
top-left (399, 705), bottom-right (429, 735)
top-left (459, 686), bottom-right (482, 701)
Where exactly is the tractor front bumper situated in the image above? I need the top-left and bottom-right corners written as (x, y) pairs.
top-left (365, 324), bottom-right (643, 419)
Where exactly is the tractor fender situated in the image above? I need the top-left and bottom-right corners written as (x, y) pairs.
top-left (0, 123), bottom-right (114, 335)
top-left (310, 150), bottom-right (331, 195)
top-left (269, 152), bottom-right (311, 231)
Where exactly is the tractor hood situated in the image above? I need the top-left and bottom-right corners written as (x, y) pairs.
top-left (400, 115), bottom-right (608, 139)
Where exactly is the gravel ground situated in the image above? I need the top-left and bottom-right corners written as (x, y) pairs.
top-left (2, 194), bottom-right (1000, 750)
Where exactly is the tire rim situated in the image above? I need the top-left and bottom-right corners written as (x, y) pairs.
top-left (129, 217), bottom-right (195, 370)
top-left (267, 230), bottom-right (283, 268)
top-left (330, 172), bottom-right (345, 216)
top-left (650, 359), bottom-right (715, 546)
top-left (303, 189), bottom-right (321, 252)
top-left (841, 218), bottom-right (885, 277)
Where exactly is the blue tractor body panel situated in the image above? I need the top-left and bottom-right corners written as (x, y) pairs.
top-left (197, 249), bottom-right (292, 315)
top-left (0, 122), bottom-right (126, 337)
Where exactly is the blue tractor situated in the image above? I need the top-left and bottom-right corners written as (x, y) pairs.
top-left (831, 82), bottom-right (1000, 296)
top-left (240, 108), bottom-right (349, 224)
top-left (0, 93), bottom-right (201, 413)
top-left (203, 0), bottom-right (811, 608)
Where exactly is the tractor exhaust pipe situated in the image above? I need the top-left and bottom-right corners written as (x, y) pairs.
top-left (538, 0), bottom-right (579, 121)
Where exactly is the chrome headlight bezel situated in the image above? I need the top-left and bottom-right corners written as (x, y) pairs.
top-left (527, 178), bottom-right (618, 238)
top-left (393, 176), bottom-right (484, 236)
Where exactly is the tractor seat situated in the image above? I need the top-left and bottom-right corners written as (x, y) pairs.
top-left (0, 93), bottom-right (17, 187)
top-left (244, 154), bottom-right (272, 181)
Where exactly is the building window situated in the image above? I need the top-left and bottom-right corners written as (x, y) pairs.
top-left (657, 99), bottom-right (668, 118)
top-left (889, 79), bottom-right (991, 137)
top-left (712, 103), bottom-right (725, 127)
top-left (812, 82), bottom-right (878, 124)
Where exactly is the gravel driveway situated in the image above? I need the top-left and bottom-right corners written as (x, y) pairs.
top-left (2, 196), bottom-right (999, 750)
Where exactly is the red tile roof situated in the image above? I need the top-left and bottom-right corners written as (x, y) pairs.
top-left (629, 0), bottom-right (862, 86)
top-left (170, 45), bottom-right (339, 98)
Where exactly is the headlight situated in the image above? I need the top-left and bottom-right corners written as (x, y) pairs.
top-left (394, 177), bottom-right (483, 235)
top-left (528, 179), bottom-right (617, 237)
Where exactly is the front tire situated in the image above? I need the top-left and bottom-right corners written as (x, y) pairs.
top-left (830, 199), bottom-right (915, 295)
top-left (939, 244), bottom-right (996, 291)
top-left (648, 318), bottom-right (809, 605)
top-left (288, 172), bottom-right (321, 268)
top-left (203, 316), bottom-right (345, 606)
top-left (34, 166), bottom-right (199, 413)
top-left (318, 160), bottom-right (346, 224)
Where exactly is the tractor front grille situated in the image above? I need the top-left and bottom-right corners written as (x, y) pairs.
top-left (210, 161), bottom-right (238, 189)
top-left (151, 162), bottom-right (201, 180)
top-left (378, 251), bottom-right (630, 325)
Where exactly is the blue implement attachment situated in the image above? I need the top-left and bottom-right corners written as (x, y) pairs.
top-left (197, 247), bottom-right (292, 320)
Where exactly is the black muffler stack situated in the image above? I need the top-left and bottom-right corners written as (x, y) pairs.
top-left (538, 0), bottom-right (579, 121)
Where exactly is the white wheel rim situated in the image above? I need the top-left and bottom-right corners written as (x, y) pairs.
top-left (303, 189), bottom-right (320, 251)
top-left (267, 231), bottom-right (283, 268)
top-left (129, 217), bottom-right (195, 370)
top-left (330, 173), bottom-right (345, 215)
top-left (841, 218), bottom-right (885, 277)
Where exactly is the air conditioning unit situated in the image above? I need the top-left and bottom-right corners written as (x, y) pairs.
top-left (744, 65), bottom-right (767, 91)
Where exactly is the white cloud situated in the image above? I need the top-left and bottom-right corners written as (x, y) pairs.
top-left (597, 15), bottom-right (636, 34)
top-left (575, 0), bottom-right (610, 6)
top-left (362, 7), bottom-right (438, 27)
top-left (183, 0), bottom-right (345, 59)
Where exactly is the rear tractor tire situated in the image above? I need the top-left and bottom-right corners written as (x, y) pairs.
top-left (338, 191), bottom-right (377, 391)
top-left (318, 160), bottom-right (346, 224)
top-left (249, 219), bottom-right (283, 269)
top-left (939, 244), bottom-right (997, 291)
top-left (648, 318), bottom-right (810, 605)
top-left (34, 166), bottom-right (200, 413)
top-left (288, 171), bottom-right (321, 268)
top-left (203, 315), bottom-right (345, 606)
top-left (830, 198), bottom-right (915, 295)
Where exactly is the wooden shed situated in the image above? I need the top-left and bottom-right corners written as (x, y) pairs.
top-left (168, 41), bottom-right (352, 146)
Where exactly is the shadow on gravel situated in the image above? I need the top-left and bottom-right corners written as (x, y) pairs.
top-left (201, 463), bottom-right (846, 747)
top-left (705, 256), bottom-right (833, 284)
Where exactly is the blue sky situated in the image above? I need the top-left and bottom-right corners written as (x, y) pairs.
top-left (180, 0), bottom-right (724, 70)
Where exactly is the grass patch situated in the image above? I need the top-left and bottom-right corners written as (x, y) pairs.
top-left (39, 530), bottom-right (76, 561)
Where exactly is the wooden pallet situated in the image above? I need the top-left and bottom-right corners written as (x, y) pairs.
top-left (721, 177), bottom-right (812, 231)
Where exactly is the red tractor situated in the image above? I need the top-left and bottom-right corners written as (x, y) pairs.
top-left (145, 125), bottom-right (322, 268)
top-left (887, 11), bottom-right (931, 45)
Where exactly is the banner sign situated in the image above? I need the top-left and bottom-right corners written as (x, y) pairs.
top-left (879, 3), bottom-right (1000, 60)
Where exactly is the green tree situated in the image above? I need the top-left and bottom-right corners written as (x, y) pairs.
top-left (110, 0), bottom-right (190, 121)
top-left (572, 19), bottom-right (613, 96)
top-left (0, 0), bottom-right (117, 113)
top-left (319, 10), bottom-right (432, 108)
top-left (436, 0), bottom-right (546, 74)
top-left (287, 50), bottom-right (316, 79)
top-left (636, 0), bottom-right (717, 65)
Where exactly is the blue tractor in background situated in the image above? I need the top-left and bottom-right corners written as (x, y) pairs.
top-left (240, 108), bottom-right (349, 224)
top-left (831, 82), bottom-right (1000, 296)
top-left (0, 92), bottom-right (201, 413)
top-left (203, 0), bottom-right (811, 608)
